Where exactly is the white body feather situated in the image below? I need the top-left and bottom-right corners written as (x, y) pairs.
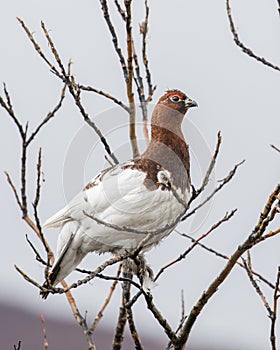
top-left (44, 162), bottom-right (190, 285)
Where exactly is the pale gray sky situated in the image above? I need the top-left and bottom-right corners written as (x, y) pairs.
top-left (1, 1), bottom-right (280, 349)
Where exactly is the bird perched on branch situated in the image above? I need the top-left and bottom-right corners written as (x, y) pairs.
top-left (41, 89), bottom-right (197, 298)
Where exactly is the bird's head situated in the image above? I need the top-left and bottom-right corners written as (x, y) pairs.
top-left (158, 89), bottom-right (198, 115)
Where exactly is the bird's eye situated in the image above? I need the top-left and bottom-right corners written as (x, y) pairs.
top-left (170, 95), bottom-right (180, 102)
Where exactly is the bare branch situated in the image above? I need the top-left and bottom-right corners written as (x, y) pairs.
top-left (178, 230), bottom-right (279, 291)
top-left (13, 341), bottom-right (22, 350)
top-left (25, 234), bottom-right (47, 266)
top-left (66, 80), bottom-right (120, 165)
top-left (142, 293), bottom-right (179, 347)
top-left (140, 0), bottom-right (155, 103)
top-left (16, 17), bottom-right (63, 78)
top-left (40, 21), bottom-right (67, 77)
top-left (125, 0), bottom-right (140, 158)
top-left (155, 209), bottom-right (237, 281)
top-left (114, 0), bottom-right (127, 21)
top-left (226, 0), bottom-right (280, 72)
top-left (243, 258), bottom-right (273, 316)
top-left (90, 263), bottom-right (122, 333)
top-left (84, 210), bottom-right (177, 236)
top-left (78, 84), bottom-right (129, 112)
top-left (193, 131), bottom-right (222, 199)
top-left (113, 305), bottom-right (127, 350)
top-left (182, 160), bottom-right (245, 221)
top-left (26, 84), bottom-right (66, 146)
top-left (0, 83), bottom-right (25, 138)
top-left (132, 43), bottom-right (149, 145)
top-left (271, 144), bottom-right (280, 153)
top-left (166, 291), bottom-right (187, 350)
top-left (271, 266), bottom-right (280, 350)
top-left (4, 171), bottom-right (23, 211)
top-left (40, 314), bottom-right (49, 350)
top-left (15, 264), bottom-right (44, 290)
top-left (100, 0), bottom-right (128, 80)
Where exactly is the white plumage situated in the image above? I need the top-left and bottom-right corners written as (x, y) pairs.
top-left (44, 163), bottom-right (190, 286)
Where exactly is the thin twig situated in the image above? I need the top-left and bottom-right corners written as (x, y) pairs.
top-left (166, 291), bottom-right (187, 350)
top-left (243, 258), bottom-right (273, 316)
top-left (90, 263), bottom-right (122, 333)
top-left (40, 314), bottom-right (49, 350)
top-left (78, 84), bottom-right (129, 112)
top-left (132, 43), bottom-right (149, 145)
top-left (192, 131), bottom-right (222, 200)
top-left (16, 18), bottom-right (63, 78)
top-left (100, 0), bottom-right (128, 80)
top-left (114, 0), bottom-right (127, 21)
top-left (226, 0), bottom-right (280, 72)
top-left (26, 84), bottom-right (66, 146)
top-left (178, 230), bottom-right (278, 291)
top-left (40, 21), bottom-right (67, 77)
top-left (13, 341), bottom-right (22, 350)
top-left (25, 235), bottom-right (47, 266)
top-left (155, 209), bottom-right (236, 282)
top-left (271, 144), bottom-right (280, 153)
top-left (0, 83), bottom-right (24, 138)
top-left (182, 160), bottom-right (245, 221)
top-left (140, 0), bottom-right (155, 103)
top-left (84, 210), bottom-right (175, 236)
top-left (4, 171), bottom-right (23, 211)
top-left (271, 266), bottom-right (280, 350)
top-left (142, 293), bottom-right (179, 347)
top-left (67, 81), bottom-right (120, 165)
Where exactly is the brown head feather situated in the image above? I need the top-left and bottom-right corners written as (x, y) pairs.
top-left (131, 89), bottom-right (197, 193)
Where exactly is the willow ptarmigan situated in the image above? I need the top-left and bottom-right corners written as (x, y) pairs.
top-left (40, 89), bottom-right (197, 298)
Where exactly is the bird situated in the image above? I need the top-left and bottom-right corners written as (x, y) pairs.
top-left (40, 89), bottom-right (197, 298)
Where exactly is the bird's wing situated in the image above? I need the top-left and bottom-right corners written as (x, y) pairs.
top-left (43, 163), bottom-right (151, 229)
top-left (44, 162), bottom-right (187, 231)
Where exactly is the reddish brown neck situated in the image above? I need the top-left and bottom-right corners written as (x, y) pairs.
top-left (141, 104), bottom-right (190, 191)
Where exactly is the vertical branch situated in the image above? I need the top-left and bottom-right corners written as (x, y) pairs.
top-left (124, 270), bottom-right (143, 350)
top-left (271, 267), bottom-right (280, 350)
top-left (33, 148), bottom-right (52, 269)
top-left (132, 45), bottom-right (149, 145)
top-left (113, 281), bottom-right (127, 350)
top-left (100, 0), bottom-right (128, 80)
top-left (125, 0), bottom-right (140, 158)
top-left (40, 314), bottom-right (49, 350)
top-left (112, 264), bottom-right (143, 350)
top-left (140, 0), bottom-right (155, 103)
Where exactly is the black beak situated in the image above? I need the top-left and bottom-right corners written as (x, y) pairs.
top-left (185, 99), bottom-right (198, 108)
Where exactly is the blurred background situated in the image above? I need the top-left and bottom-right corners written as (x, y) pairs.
top-left (1, 0), bottom-right (280, 349)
